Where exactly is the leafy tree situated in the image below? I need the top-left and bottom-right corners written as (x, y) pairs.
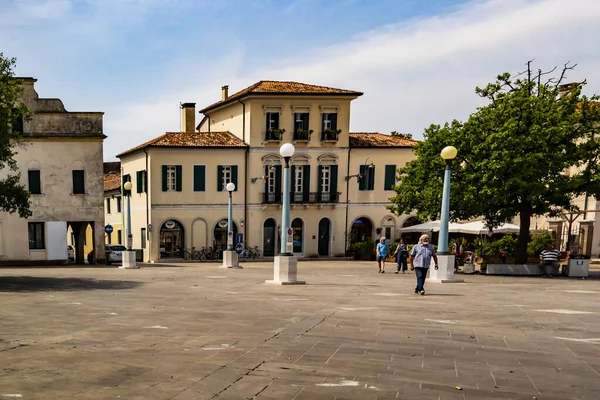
top-left (0, 53), bottom-right (32, 218)
top-left (391, 131), bottom-right (413, 139)
top-left (388, 62), bottom-right (600, 263)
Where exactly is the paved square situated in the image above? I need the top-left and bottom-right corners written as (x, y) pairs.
top-left (1, 261), bottom-right (600, 399)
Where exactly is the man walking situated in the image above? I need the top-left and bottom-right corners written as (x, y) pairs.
top-left (376, 236), bottom-right (389, 273)
top-left (409, 234), bottom-right (438, 295)
top-left (539, 244), bottom-right (561, 277)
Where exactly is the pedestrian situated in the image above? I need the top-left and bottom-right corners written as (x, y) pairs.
top-left (539, 244), bottom-right (561, 277)
top-left (376, 236), bottom-right (389, 273)
top-left (393, 238), bottom-right (409, 274)
top-left (409, 234), bottom-right (438, 295)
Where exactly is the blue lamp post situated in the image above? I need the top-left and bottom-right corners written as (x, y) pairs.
top-left (438, 145), bottom-right (457, 254)
top-left (279, 143), bottom-right (295, 255)
top-left (123, 181), bottom-right (133, 251)
top-left (226, 182), bottom-right (235, 251)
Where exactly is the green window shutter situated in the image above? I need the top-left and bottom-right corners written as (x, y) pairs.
top-left (330, 165), bottom-right (338, 197)
top-left (317, 166), bottom-right (323, 193)
top-left (321, 114), bottom-right (326, 133)
top-left (194, 165), bottom-right (205, 191)
top-left (274, 165), bottom-right (282, 194)
top-left (144, 171), bottom-right (148, 193)
top-left (264, 165), bottom-right (269, 194)
top-left (232, 165), bottom-right (238, 191)
top-left (330, 113), bottom-right (338, 130)
top-left (162, 166), bottom-right (168, 191)
top-left (175, 165), bottom-right (182, 191)
top-left (28, 170), bottom-right (41, 194)
top-left (73, 170), bottom-right (85, 194)
top-left (303, 165), bottom-right (310, 195)
top-left (136, 171), bottom-right (142, 193)
top-left (384, 165), bottom-right (396, 191)
top-left (291, 165), bottom-right (296, 195)
top-left (368, 166), bottom-right (375, 190)
top-left (273, 113), bottom-right (279, 130)
top-left (217, 165), bottom-right (223, 191)
top-left (358, 165), bottom-right (366, 190)
top-left (141, 228), bottom-right (146, 249)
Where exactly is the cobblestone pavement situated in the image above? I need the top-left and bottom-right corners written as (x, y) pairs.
top-left (1, 261), bottom-right (599, 399)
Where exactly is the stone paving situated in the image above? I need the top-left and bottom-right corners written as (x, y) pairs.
top-left (0, 261), bottom-right (599, 399)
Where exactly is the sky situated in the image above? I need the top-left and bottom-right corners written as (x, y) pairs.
top-left (2, 0), bottom-right (600, 161)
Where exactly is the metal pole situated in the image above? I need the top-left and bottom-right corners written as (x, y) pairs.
top-left (438, 161), bottom-right (452, 253)
top-left (281, 157), bottom-right (291, 255)
top-left (227, 191), bottom-right (233, 251)
top-left (126, 193), bottom-right (132, 251)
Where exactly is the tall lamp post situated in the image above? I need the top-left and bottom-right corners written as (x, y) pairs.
top-left (222, 182), bottom-right (241, 268)
top-left (266, 143), bottom-right (305, 284)
top-left (344, 158), bottom-right (374, 258)
top-left (120, 181), bottom-right (139, 269)
top-left (429, 145), bottom-right (462, 283)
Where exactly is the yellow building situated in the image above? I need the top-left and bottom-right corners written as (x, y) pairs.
top-left (114, 81), bottom-right (419, 262)
top-left (0, 77), bottom-right (105, 264)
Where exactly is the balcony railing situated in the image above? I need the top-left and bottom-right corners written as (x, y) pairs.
top-left (264, 129), bottom-right (284, 141)
top-left (261, 192), bottom-right (341, 204)
top-left (293, 129), bottom-right (312, 141)
top-left (321, 129), bottom-right (341, 142)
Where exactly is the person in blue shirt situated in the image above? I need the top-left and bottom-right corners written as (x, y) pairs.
top-left (376, 236), bottom-right (389, 273)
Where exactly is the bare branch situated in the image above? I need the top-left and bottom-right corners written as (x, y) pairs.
top-left (555, 61), bottom-right (577, 89)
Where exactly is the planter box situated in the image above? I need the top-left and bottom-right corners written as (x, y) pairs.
top-left (486, 263), bottom-right (543, 276)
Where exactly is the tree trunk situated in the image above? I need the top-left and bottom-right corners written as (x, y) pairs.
top-left (515, 209), bottom-right (531, 264)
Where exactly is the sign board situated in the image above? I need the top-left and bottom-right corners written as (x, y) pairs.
top-left (127, 233), bottom-right (133, 249)
top-left (286, 227), bottom-right (293, 252)
top-left (105, 224), bottom-right (113, 234)
top-left (235, 243), bottom-right (243, 255)
top-left (236, 233), bottom-right (243, 245)
top-left (227, 231), bottom-right (233, 246)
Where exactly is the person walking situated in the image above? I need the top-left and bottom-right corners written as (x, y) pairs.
top-left (393, 238), bottom-right (409, 274)
top-left (376, 236), bottom-right (389, 273)
top-left (409, 234), bottom-right (438, 295)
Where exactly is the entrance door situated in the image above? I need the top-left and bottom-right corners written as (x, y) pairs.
top-left (318, 218), bottom-right (330, 256)
top-left (263, 218), bottom-right (276, 257)
top-left (292, 218), bottom-right (303, 255)
top-left (160, 220), bottom-right (184, 258)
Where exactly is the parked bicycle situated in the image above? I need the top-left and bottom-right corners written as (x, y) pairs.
top-left (182, 247), bottom-right (202, 260)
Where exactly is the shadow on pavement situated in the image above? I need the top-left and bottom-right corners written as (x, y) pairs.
top-left (0, 276), bottom-right (143, 292)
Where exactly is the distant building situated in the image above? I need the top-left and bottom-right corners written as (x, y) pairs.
top-left (0, 77), bottom-right (105, 264)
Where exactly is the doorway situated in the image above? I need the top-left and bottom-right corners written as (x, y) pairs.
top-left (318, 218), bottom-right (331, 256)
top-left (263, 218), bottom-right (277, 257)
top-left (350, 217), bottom-right (373, 244)
top-left (160, 219), bottom-right (184, 258)
top-left (213, 219), bottom-right (238, 250)
top-left (292, 218), bottom-right (304, 255)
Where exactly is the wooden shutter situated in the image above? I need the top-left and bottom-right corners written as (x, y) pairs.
top-left (217, 166), bottom-right (223, 192)
top-left (194, 165), bottom-right (205, 192)
top-left (358, 165), bottom-right (366, 190)
top-left (302, 113), bottom-right (309, 130)
top-left (264, 165), bottom-right (269, 195)
top-left (368, 166), bottom-right (375, 190)
top-left (384, 165), bottom-right (396, 191)
top-left (175, 165), bottom-right (182, 192)
top-left (272, 112), bottom-right (279, 130)
top-left (318, 166), bottom-right (323, 193)
top-left (73, 170), bottom-right (85, 194)
top-left (232, 165), bottom-right (238, 191)
top-left (275, 165), bottom-right (282, 194)
top-left (136, 171), bottom-right (143, 193)
top-left (330, 113), bottom-right (338, 130)
top-left (162, 165), bottom-right (168, 191)
top-left (291, 165), bottom-right (296, 195)
top-left (28, 170), bottom-right (41, 194)
top-left (303, 165), bottom-right (310, 197)
top-left (330, 165), bottom-right (338, 199)
top-left (321, 114), bottom-right (326, 133)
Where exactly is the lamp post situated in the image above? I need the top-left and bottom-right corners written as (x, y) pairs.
top-left (222, 182), bottom-right (241, 268)
top-left (266, 143), bottom-right (305, 284)
top-left (429, 145), bottom-right (462, 283)
top-left (120, 181), bottom-right (139, 269)
top-left (344, 158), bottom-right (374, 258)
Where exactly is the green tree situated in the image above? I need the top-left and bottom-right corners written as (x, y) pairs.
top-left (391, 131), bottom-right (413, 139)
top-left (0, 53), bottom-right (32, 218)
top-left (388, 62), bottom-right (600, 263)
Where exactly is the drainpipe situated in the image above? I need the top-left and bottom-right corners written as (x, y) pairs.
top-left (344, 146), bottom-right (352, 258)
top-left (238, 99), bottom-right (248, 246)
top-left (144, 149), bottom-right (150, 262)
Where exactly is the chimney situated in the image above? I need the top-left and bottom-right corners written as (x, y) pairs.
top-left (180, 103), bottom-right (196, 132)
top-left (221, 85), bottom-right (229, 101)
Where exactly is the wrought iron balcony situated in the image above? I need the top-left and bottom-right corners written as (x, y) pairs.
top-left (293, 129), bottom-right (312, 141)
top-left (264, 129), bottom-right (284, 142)
top-left (321, 129), bottom-right (341, 142)
top-left (261, 192), bottom-right (340, 204)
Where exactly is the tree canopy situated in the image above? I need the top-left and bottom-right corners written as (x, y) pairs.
top-left (388, 62), bottom-right (600, 263)
top-left (0, 53), bottom-right (32, 218)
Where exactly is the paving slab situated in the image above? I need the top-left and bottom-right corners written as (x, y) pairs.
top-left (0, 261), bottom-right (599, 399)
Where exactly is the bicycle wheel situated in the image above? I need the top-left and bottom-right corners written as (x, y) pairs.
top-left (183, 250), bottom-right (191, 260)
top-left (192, 251), bottom-right (201, 260)
top-left (199, 251), bottom-right (207, 262)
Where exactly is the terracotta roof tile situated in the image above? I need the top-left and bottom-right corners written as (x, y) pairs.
top-left (200, 80), bottom-right (363, 113)
top-left (349, 132), bottom-right (418, 148)
top-left (104, 172), bottom-right (121, 192)
top-left (117, 131), bottom-right (247, 158)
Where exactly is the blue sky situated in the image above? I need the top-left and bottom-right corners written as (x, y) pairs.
top-left (2, 0), bottom-right (600, 160)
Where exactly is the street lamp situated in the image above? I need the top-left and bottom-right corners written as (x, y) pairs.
top-left (222, 181), bottom-right (241, 268)
top-left (266, 143), bottom-right (305, 284)
top-left (344, 158), bottom-right (374, 258)
top-left (120, 180), bottom-right (138, 269)
top-left (429, 145), bottom-right (463, 283)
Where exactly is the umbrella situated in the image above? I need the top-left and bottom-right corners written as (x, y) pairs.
top-left (398, 220), bottom-right (463, 233)
top-left (455, 221), bottom-right (520, 235)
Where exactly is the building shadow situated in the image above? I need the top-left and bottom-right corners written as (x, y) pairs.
top-left (0, 276), bottom-right (142, 292)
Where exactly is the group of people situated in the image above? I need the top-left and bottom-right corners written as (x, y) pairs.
top-left (375, 235), bottom-right (438, 295)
